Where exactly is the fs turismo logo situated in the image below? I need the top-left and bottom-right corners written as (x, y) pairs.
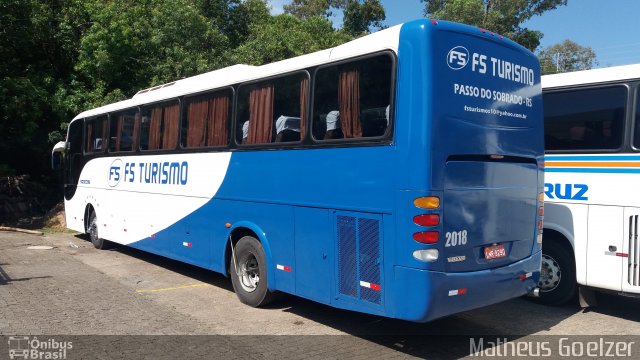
top-left (447, 46), bottom-right (469, 70)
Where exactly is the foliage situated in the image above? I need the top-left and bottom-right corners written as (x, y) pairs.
top-left (538, 40), bottom-right (598, 75)
top-left (284, 0), bottom-right (385, 36)
top-left (284, 0), bottom-right (334, 19)
top-left (422, 0), bottom-right (567, 51)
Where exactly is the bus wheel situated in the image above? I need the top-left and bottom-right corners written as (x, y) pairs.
top-left (230, 236), bottom-right (275, 307)
top-left (536, 240), bottom-right (577, 305)
top-left (88, 211), bottom-right (107, 250)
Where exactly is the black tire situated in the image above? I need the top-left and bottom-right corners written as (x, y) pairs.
top-left (88, 211), bottom-right (108, 250)
top-left (535, 239), bottom-right (577, 305)
top-left (229, 236), bottom-right (275, 307)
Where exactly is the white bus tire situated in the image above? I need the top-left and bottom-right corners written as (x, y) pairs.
top-left (536, 239), bottom-right (577, 305)
top-left (230, 236), bottom-right (275, 307)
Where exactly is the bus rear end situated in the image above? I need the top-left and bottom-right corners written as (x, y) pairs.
top-left (393, 20), bottom-right (543, 322)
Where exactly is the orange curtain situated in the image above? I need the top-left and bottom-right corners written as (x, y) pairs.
top-left (148, 108), bottom-right (163, 150)
top-left (300, 77), bottom-right (308, 140)
top-left (338, 69), bottom-right (361, 138)
top-left (186, 99), bottom-right (208, 148)
top-left (207, 95), bottom-right (229, 146)
top-left (115, 115), bottom-right (124, 152)
top-left (85, 122), bottom-right (94, 152)
top-left (162, 103), bottom-right (180, 149)
top-left (131, 112), bottom-right (140, 151)
top-left (248, 85), bottom-right (274, 144)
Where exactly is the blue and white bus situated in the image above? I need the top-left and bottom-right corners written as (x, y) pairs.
top-left (52, 19), bottom-right (544, 322)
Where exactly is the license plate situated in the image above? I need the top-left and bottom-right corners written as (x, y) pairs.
top-left (484, 244), bottom-right (506, 260)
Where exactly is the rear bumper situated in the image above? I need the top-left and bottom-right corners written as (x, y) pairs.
top-left (392, 250), bottom-right (541, 322)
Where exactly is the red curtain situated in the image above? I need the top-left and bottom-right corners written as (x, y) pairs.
top-left (85, 122), bottom-right (94, 152)
top-left (162, 103), bottom-right (180, 149)
top-left (115, 115), bottom-right (124, 151)
top-left (338, 69), bottom-right (361, 138)
top-left (186, 99), bottom-right (208, 148)
top-left (248, 84), bottom-right (274, 144)
top-left (300, 77), bottom-right (308, 140)
top-left (207, 95), bottom-right (229, 146)
top-left (148, 108), bottom-right (163, 150)
top-left (131, 112), bottom-right (140, 151)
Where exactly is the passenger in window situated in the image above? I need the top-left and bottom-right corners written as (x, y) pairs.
top-left (275, 115), bottom-right (301, 142)
top-left (324, 110), bottom-right (343, 139)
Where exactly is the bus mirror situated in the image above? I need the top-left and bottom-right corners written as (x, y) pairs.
top-left (51, 141), bottom-right (66, 170)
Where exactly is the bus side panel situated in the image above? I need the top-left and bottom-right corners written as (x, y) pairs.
top-left (586, 205), bottom-right (623, 291)
top-left (294, 207), bottom-right (333, 304)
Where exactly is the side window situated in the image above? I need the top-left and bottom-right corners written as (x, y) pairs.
top-left (109, 108), bottom-right (139, 152)
top-left (181, 89), bottom-right (232, 148)
top-left (140, 100), bottom-right (180, 151)
top-left (312, 54), bottom-right (393, 141)
top-left (634, 88), bottom-right (640, 149)
top-left (236, 72), bottom-right (308, 145)
top-left (544, 86), bottom-right (626, 151)
top-left (85, 115), bottom-right (108, 153)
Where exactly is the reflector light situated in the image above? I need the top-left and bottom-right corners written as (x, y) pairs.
top-left (413, 214), bottom-right (440, 227)
top-left (538, 207), bottom-right (544, 216)
top-left (277, 264), bottom-right (292, 272)
top-left (414, 196), bottom-right (440, 209)
top-left (448, 288), bottom-right (467, 296)
top-left (413, 249), bottom-right (439, 262)
top-left (360, 280), bottom-right (381, 291)
top-left (413, 231), bottom-right (439, 244)
top-left (182, 242), bottom-right (192, 247)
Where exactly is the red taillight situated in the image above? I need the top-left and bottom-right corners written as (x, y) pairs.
top-left (413, 214), bottom-right (440, 227)
top-left (413, 231), bottom-right (439, 244)
top-left (538, 207), bottom-right (544, 216)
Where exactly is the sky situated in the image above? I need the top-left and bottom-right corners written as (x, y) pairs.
top-left (267, 0), bottom-right (640, 68)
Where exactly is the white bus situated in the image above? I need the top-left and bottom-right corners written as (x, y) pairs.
top-left (540, 64), bottom-right (640, 305)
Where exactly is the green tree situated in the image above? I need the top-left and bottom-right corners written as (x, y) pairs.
top-left (230, 14), bottom-right (351, 65)
top-left (422, 0), bottom-right (567, 51)
top-left (70, 0), bottom-right (228, 111)
top-left (284, 0), bottom-right (385, 36)
top-left (538, 40), bottom-right (598, 75)
top-left (339, 0), bottom-right (386, 36)
top-left (284, 0), bottom-right (334, 19)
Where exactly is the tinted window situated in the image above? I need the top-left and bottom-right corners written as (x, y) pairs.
top-left (109, 108), bottom-right (139, 152)
top-left (140, 100), bottom-right (180, 151)
top-left (544, 86), bottom-right (626, 151)
top-left (633, 88), bottom-right (640, 149)
top-left (236, 72), bottom-right (308, 145)
top-left (181, 89), bottom-right (231, 148)
top-left (312, 54), bottom-right (393, 141)
top-left (85, 115), bottom-right (108, 153)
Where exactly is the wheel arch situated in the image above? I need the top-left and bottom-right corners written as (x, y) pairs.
top-left (221, 221), bottom-right (276, 291)
top-left (83, 203), bottom-right (96, 233)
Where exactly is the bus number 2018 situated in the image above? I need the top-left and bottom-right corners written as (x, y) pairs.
top-left (445, 230), bottom-right (468, 247)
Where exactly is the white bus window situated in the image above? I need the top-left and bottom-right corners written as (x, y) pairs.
top-left (140, 100), bottom-right (180, 151)
top-left (85, 115), bottom-right (108, 153)
top-left (312, 54), bottom-right (393, 141)
top-left (109, 109), bottom-right (139, 152)
top-left (182, 89), bottom-right (231, 148)
top-left (237, 73), bottom-right (308, 145)
top-left (544, 86), bottom-right (626, 151)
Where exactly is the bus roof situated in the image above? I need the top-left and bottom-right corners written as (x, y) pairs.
top-left (542, 63), bottom-right (640, 90)
top-left (73, 24), bottom-right (403, 121)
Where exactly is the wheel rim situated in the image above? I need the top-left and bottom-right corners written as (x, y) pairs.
top-left (90, 218), bottom-right (98, 243)
top-left (539, 253), bottom-right (561, 292)
top-left (238, 253), bottom-right (260, 293)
